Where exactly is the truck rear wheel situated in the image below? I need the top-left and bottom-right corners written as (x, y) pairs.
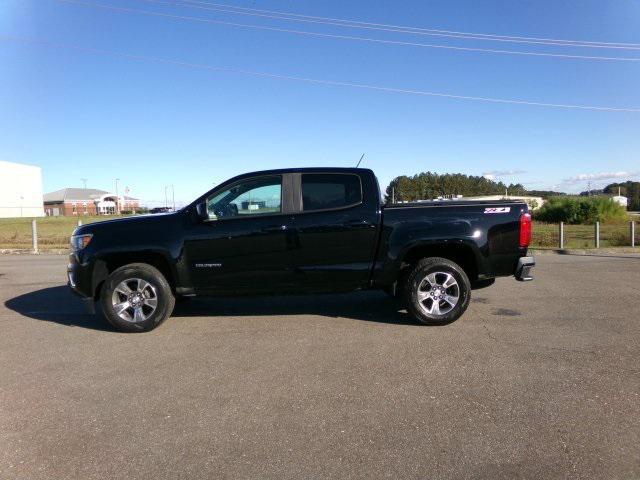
top-left (100, 263), bottom-right (175, 333)
top-left (404, 257), bottom-right (471, 325)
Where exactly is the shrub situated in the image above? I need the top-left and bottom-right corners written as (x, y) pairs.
top-left (535, 197), bottom-right (627, 224)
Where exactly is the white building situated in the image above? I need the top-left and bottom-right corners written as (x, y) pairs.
top-left (612, 188), bottom-right (628, 208)
top-left (464, 195), bottom-right (545, 210)
top-left (0, 160), bottom-right (45, 218)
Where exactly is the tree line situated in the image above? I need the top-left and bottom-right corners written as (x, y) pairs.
top-left (385, 172), bottom-right (527, 202)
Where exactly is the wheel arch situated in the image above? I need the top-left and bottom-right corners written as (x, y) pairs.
top-left (92, 251), bottom-right (176, 300)
top-left (399, 242), bottom-right (480, 283)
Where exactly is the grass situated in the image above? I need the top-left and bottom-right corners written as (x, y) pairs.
top-left (532, 222), bottom-right (638, 249)
top-left (0, 215), bottom-right (129, 250)
top-left (1, 215), bottom-right (638, 251)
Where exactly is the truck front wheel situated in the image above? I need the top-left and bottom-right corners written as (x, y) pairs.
top-left (99, 263), bottom-right (175, 333)
top-left (404, 257), bottom-right (471, 325)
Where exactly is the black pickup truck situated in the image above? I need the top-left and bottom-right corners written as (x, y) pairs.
top-left (68, 168), bottom-right (534, 332)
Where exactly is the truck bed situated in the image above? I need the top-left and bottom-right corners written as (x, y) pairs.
top-left (373, 199), bottom-right (529, 286)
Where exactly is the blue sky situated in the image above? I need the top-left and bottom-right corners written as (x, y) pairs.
top-left (1, 0), bottom-right (639, 206)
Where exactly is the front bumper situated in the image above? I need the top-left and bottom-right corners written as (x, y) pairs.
top-left (68, 253), bottom-right (97, 314)
top-left (515, 256), bottom-right (535, 281)
top-left (67, 252), bottom-right (93, 297)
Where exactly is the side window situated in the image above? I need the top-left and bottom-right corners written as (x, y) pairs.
top-left (301, 174), bottom-right (362, 211)
top-left (206, 176), bottom-right (282, 220)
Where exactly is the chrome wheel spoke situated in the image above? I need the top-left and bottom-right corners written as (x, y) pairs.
top-left (114, 283), bottom-right (133, 296)
top-left (425, 273), bottom-right (438, 287)
top-left (430, 300), bottom-right (441, 315)
top-left (443, 294), bottom-right (459, 307)
top-left (417, 290), bottom-right (430, 302)
top-left (442, 274), bottom-right (456, 289)
top-left (144, 297), bottom-right (158, 308)
top-left (133, 306), bottom-right (145, 322)
top-left (137, 279), bottom-right (151, 294)
top-left (114, 300), bottom-right (131, 315)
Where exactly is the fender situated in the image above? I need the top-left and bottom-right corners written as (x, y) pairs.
top-left (373, 217), bottom-right (488, 286)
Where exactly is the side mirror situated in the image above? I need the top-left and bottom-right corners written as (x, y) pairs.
top-left (195, 201), bottom-right (209, 221)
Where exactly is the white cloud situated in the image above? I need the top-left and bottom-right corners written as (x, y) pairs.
top-left (482, 169), bottom-right (526, 181)
top-left (562, 171), bottom-right (638, 184)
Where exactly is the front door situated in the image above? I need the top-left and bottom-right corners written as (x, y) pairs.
top-left (184, 174), bottom-right (296, 294)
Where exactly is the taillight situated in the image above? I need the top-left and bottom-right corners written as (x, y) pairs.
top-left (520, 213), bottom-right (532, 248)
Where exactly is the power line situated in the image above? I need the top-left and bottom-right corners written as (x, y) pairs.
top-left (54, 0), bottom-right (640, 62)
top-left (160, 0), bottom-right (640, 50)
top-left (3, 35), bottom-right (639, 113)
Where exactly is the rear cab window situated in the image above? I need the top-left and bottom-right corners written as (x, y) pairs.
top-left (301, 174), bottom-right (362, 212)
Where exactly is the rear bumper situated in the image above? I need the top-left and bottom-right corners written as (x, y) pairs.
top-left (515, 256), bottom-right (535, 281)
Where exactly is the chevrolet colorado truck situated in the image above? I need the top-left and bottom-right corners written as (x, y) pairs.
top-left (68, 168), bottom-right (534, 332)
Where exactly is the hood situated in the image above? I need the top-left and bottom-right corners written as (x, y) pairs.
top-left (74, 212), bottom-right (180, 236)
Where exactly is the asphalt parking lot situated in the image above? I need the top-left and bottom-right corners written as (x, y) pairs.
top-left (1, 254), bottom-right (638, 479)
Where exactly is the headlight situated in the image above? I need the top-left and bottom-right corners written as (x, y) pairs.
top-left (70, 234), bottom-right (93, 251)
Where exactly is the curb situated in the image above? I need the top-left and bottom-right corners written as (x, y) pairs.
top-left (531, 248), bottom-right (640, 257)
top-left (1, 249), bottom-right (68, 255)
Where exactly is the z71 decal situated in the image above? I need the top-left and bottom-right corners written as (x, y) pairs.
top-left (484, 207), bottom-right (511, 214)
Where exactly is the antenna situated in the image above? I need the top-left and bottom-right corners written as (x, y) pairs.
top-left (355, 153), bottom-right (365, 168)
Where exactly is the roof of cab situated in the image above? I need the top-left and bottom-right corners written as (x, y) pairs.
top-left (232, 167), bottom-right (374, 178)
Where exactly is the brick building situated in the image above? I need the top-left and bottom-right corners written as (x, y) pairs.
top-left (43, 188), bottom-right (139, 216)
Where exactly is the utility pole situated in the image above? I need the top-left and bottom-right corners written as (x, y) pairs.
top-left (171, 185), bottom-right (176, 211)
top-left (164, 186), bottom-right (168, 209)
top-left (81, 178), bottom-right (87, 189)
top-left (115, 178), bottom-right (120, 215)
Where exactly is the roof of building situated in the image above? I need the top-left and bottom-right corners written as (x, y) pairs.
top-left (0, 159), bottom-right (42, 171)
top-left (43, 188), bottom-right (138, 202)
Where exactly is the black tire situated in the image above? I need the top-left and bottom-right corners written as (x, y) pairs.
top-left (99, 263), bottom-right (175, 333)
top-left (404, 257), bottom-right (471, 326)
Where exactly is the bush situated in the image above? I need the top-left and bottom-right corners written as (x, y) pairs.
top-left (535, 197), bottom-right (627, 224)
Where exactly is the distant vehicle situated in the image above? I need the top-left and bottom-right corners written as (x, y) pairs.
top-left (67, 168), bottom-right (534, 332)
top-left (149, 207), bottom-right (172, 214)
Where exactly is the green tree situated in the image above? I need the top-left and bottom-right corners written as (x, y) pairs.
top-left (535, 197), bottom-right (627, 224)
top-left (385, 172), bottom-right (526, 202)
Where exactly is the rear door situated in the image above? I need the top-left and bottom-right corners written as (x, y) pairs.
top-left (291, 173), bottom-right (379, 291)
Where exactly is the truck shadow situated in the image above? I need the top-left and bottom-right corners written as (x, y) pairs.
top-left (5, 286), bottom-right (419, 331)
top-left (4, 286), bottom-right (112, 331)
